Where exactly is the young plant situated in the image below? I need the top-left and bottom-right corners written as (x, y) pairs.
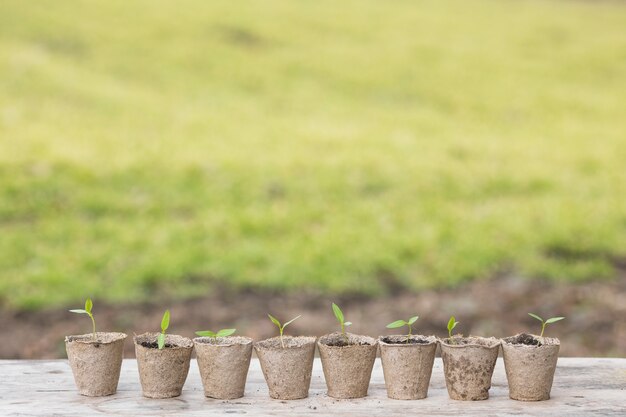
top-left (447, 316), bottom-right (460, 344)
top-left (386, 315), bottom-right (419, 344)
top-left (268, 314), bottom-right (301, 349)
top-left (69, 298), bottom-right (96, 341)
top-left (158, 309), bottom-right (170, 350)
top-left (332, 303), bottom-right (352, 341)
top-left (528, 313), bottom-right (565, 337)
top-left (195, 328), bottom-right (237, 339)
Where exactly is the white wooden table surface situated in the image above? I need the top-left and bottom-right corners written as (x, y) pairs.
top-left (1, 358), bottom-right (624, 416)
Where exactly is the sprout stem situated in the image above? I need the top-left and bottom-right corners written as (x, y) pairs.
top-left (89, 313), bottom-right (96, 341)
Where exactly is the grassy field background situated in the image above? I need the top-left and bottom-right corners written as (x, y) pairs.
top-left (1, 0), bottom-right (625, 310)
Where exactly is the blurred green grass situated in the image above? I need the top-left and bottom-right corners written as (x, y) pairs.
top-left (1, 0), bottom-right (625, 309)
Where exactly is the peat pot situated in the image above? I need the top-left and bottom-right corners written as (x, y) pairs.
top-left (65, 332), bottom-right (127, 396)
top-left (318, 332), bottom-right (378, 399)
top-left (440, 336), bottom-right (500, 401)
top-left (502, 333), bottom-right (560, 401)
top-left (254, 336), bottom-right (316, 400)
top-left (194, 336), bottom-right (253, 399)
top-left (134, 332), bottom-right (193, 398)
top-left (378, 335), bottom-right (437, 400)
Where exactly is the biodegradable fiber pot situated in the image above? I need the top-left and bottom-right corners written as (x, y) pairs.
top-left (194, 336), bottom-right (253, 399)
top-left (65, 332), bottom-right (127, 396)
top-left (254, 336), bottom-right (316, 400)
top-left (134, 332), bottom-right (193, 398)
top-left (502, 333), bottom-right (560, 401)
top-left (440, 336), bottom-right (500, 401)
top-left (378, 335), bottom-right (437, 400)
top-left (318, 332), bottom-right (378, 399)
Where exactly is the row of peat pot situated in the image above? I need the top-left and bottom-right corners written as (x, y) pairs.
top-left (65, 332), bottom-right (559, 402)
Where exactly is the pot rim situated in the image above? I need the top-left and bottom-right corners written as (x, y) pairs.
top-left (134, 332), bottom-right (193, 350)
top-left (378, 334), bottom-right (437, 347)
top-left (254, 335), bottom-right (317, 351)
top-left (439, 335), bottom-right (500, 349)
top-left (318, 332), bottom-right (378, 348)
top-left (65, 332), bottom-right (127, 345)
top-left (193, 336), bottom-right (253, 347)
top-left (501, 333), bottom-right (560, 347)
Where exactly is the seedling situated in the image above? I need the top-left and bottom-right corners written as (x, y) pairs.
top-left (158, 309), bottom-right (170, 350)
top-left (332, 303), bottom-right (352, 341)
top-left (69, 298), bottom-right (97, 341)
top-left (268, 314), bottom-right (301, 348)
top-left (528, 313), bottom-right (565, 337)
top-left (386, 315), bottom-right (419, 344)
top-left (195, 328), bottom-right (237, 338)
top-left (447, 316), bottom-right (460, 344)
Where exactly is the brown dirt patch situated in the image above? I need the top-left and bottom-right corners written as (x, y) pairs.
top-left (0, 275), bottom-right (624, 358)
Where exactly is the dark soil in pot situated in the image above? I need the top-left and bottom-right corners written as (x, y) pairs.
top-left (65, 332), bottom-right (126, 396)
top-left (254, 335), bottom-right (316, 400)
top-left (193, 336), bottom-right (253, 399)
top-left (440, 336), bottom-right (500, 401)
top-left (134, 332), bottom-right (193, 399)
top-left (502, 333), bottom-right (560, 401)
top-left (318, 332), bottom-right (378, 399)
top-left (378, 335), bottom-right (437, 400)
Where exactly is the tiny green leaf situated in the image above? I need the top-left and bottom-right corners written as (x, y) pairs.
top-left (158, 333), bottom-right (165, 349)
top-left (69, 309), bottom-right (87, 314)
top-left (447, 316), bottom-right (458, 332)
top-left (545, 317), bottom-right (565, 324)
top-left (268, 314), bottom-right (281, 327)
top-left (332, 303), bottom-right (344, 323)
top-left (408, 316), bottom-right (419, 325)
top-left (195, 330), bottom-right (217, 337)
top-left (161, 310), bottom-right (170, 332)
top-left (85, 298), bottom-right (93, 313)
top-left (283, 315), bottom-right (301, 328)
top-left (387, 320), bottom-right (407, 329)
top-left (528, 313), bottom-right (543, 322)
top-left (344, 321), bottom-right (352, 326)
top-left (216, 328), bottom-right (237, 337)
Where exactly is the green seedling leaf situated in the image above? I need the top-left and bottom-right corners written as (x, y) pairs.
top-left (408, 316), bottom-right (419, 325)
top-left (528, 313), bottom-right (543, 322)
top-left (161, 310), bottom-right (170, 332)
top-left (268, 314), bottom-right (281, 327)
top-left (158, 333), bottom-right (165, 350)
top-left (447, 316), bottom-right (460, 343)
top-left (545, 317), bottom-right (565, 324)
top-left (386, 320), bottom-right (407, 329)
top-left (195, 330), bottom-right (217, 337)
top-left (283, 315), bottom-right (301, 328)
top-left (344, 321), bottom-right (352, 326)
top-left (332, 303), bottom-right (344, 323)
top-left (69, 298), bottom-right (97, 341)
top-left (216, 328), bottom-right (237, 337)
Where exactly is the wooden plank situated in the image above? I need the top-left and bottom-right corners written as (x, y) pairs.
top-left (0, 358), bottom-right (624, 416)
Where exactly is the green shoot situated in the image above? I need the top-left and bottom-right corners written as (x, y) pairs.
top-left (158, 309), bottom-right (170, 350)
top-left (332, 303), bottom-right (352, 341)
top-left (386, 315), bottom-right (419, 344)
top-left (195, 328), bottom-right (237, 338)
top-left (528, 313), bottom-right (565, 337)
top-left (447, 316), bottom-right (460, 344)
top-left (268, 314), bottom-right (301, 348)
top-left (69, 298), bottom-right (96, 341)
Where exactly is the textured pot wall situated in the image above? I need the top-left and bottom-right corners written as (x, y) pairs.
top-left (502, 334), bottom-right (560, 401)
top-left (318, 333), bottom-right (378, 399)
top-left (254, 336), bottom-right (316, 400)
top-left (379, 335), bottom-right (437, 400)
top-left (440, 336), bottom-right (500, 401)
top-left (194, 336), bottom-right (253, 399)
top-left (134, 333), bottom-right (193, 399)
top-left (65, 332), bottom-right (126, 396)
